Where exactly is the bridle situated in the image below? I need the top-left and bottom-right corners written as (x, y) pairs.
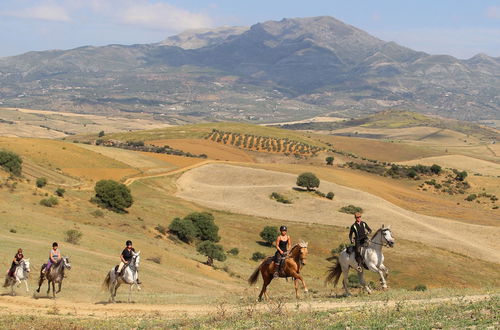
top-left (369, 229), bottom-right (393, 247)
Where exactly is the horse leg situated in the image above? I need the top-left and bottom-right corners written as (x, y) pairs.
top-left (293, 278), bottom-right (299, 299)
top-left (258, 277), bottom-right (271, 302)
top-left (358, 271), bottom-right (371, 294)
top-left (36, 274), bottom-right (44, 293)
top-left (57, 281), bottom-right (62, 293)
top-left (52, 281), bottom-right (56, 298)
top-left (24, 279), bottom-right (29, 292)
top-left (342, 266), bottom-right (351, 296)
top-left (380, 264), bottom-right (389, 279)
top-left (368, 265), bottom-right (387, 289)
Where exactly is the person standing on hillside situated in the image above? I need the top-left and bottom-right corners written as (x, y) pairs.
top-left (273, 226), bottom-right (291, 278)
top-left (117, 240), bottom-right (141, 284)
top-left (349, 213), bottom-right (372, 269)
top-left (7, 248), bottom-right (24, 278)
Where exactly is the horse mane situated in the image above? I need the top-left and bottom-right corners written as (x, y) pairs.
top-left (290, 240), bottom-right (308, 253)
top-left (371, 228), bottom-right (382, 239)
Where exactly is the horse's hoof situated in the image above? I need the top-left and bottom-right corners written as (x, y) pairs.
top-left (304, 289), bottom-right (309, 294)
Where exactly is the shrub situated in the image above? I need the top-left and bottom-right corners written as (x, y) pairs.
top-left (91, 209), bottom-right (104, 217)
top-left (454, 170), bottom-right (468, 181)
top-left (407, 169), bottom-right (417, 179)
top-left (331, 242), bottom-right (349, 254)
top-left (414, 284), bottom-right (427, 291)
top-left (155, 224), bottom-right (168, 235)
top-left (9, 229), bottom-right (16, 233)
top-left (465, 194), bottom-right (477, 202)
top-left (260, 226), bottom-right (279, 246)
top-left (185, 212), bottom-right (220, 242)
top-left (326, 192), bottom-right (335, 200)
top-left (36, 177), bottom-right (48, 188)
top-left (315, 190), bottom-right (326, 198)
top-left (169, 217), bottom-right (197, 243)
top-left (93, 180), bottom-right (133, 213)
top-left (40, 196), bottom-right (58, 207)
top-left (0, 150), bottom-right (22, 176)
top-left (347, 274), bottom-right (360, 287)
top-left (55, 188), bottom-right (65, 197)
top-left (270, 192), bottom-right (292, 204)
top-left (147, 256), bottom-right (161, 264)
top-left (252, 251), bottom-right (266, 261)
top-left (339, 205), bottom-right (363, 214)
top-left (326, 156), bottom-right (334, 165)
top-left (65, 229), bottom-right (82, 244)
top-left (98, 130), bottom-right (105, 137)
top-left (430, 164), bottom-right (442, 174)
top-left (296, 172), bottom-right (320, 191)
top-left (197, 241), bottom-right (226, 266)
top-left (227, 248), bottom-right (239, 256)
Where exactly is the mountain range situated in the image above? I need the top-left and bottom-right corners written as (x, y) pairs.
top-left (0, 16), bottom-right (499, 123)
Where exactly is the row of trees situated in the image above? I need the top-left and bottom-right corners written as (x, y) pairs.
top-left (206, 129), bottom-right (324, 156)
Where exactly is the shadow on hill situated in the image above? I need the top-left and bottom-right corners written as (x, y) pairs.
top-left (256, 241), bottom-right (274, 248)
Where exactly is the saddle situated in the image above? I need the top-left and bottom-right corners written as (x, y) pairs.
top-left (346, 245), bottom-right (369, 270)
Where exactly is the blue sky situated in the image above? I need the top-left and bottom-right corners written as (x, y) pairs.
top-left (1, 0), bottom-right (499, 59)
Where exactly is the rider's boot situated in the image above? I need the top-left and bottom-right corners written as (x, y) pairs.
top-left (136, 278), bottom-right (142, 285)
top-left (273, 263), bottom-right (279, 278)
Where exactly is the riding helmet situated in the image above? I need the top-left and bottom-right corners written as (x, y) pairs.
top-left (279, 226), bottom-right (287, 232)
top-left (52, 242), bottom-right (58, 247)
top-left (126, 240), bottom-right (133, 246)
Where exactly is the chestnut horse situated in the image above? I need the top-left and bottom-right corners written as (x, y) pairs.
top-left (248, 241), bottom-right (308, 301)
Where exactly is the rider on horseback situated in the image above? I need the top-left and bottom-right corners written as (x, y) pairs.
top-left (8, 248), bottom-right (24, 278)
top-left (349, 213), bottom-right (372, 270)
top-left (273, 226), bottom-right (291, 278)
top-left (42, 242), bottom-right (60, 274)
top-left (117, 240), bottom-right (141, 284)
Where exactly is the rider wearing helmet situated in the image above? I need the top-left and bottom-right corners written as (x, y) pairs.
top-left (117, 240), bottom-right (141, 284)
top-left (42, 242), bottom-right (60, 274)
top-left (273, 226), bottom-right (291, 278)
top-left (349, 213), bottom-right (372, 268)
top-left (8, 248), bottom-right (24, 278)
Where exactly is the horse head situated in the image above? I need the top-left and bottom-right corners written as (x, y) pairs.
top-left (62, 256), bottom-right (72, 270)
top-left (381, 225), bottom-right (395, 247)
top-left (132, 251), bottom-right (141, 268)
top-left (22, 259), bottom-right (31, 273)
top-left (297, 241), bottom-right (308, 266)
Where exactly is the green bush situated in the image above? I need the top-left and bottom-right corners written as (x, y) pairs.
top-left (339, 205), bottom-right (363, 214)
top-left (270, 192), bottom-right (292, 204)
top-left (414, 284), bottom-right (427, 291)
top-left (454, 170), bottom-right (468, 181)
top-left (65, 229), bottom-right (82, 244)
top-left (260, 226), bottom-right (279, 246)
top-left (252, 251), bottom-right (266, 261)
top-left (197, 241), bottom-right (226, 266)
top-left (55, 188), bottom-right (65, 197)
top-left (348, 274), bottom-right (360, 287)
top-left (430, 164), bottom-right (442, 174)
top-left (0, 150), bottom-right (22, 176)
top-left (296, 172), bottom-right (320, 191)
top-left (465, 194), bottom-right (477, 202)
top-left (227, 248), bottom-right (239, 256)
top-left (331, 242), bottom-right (350, 254)
top-left (184, 212), bottom-right (220, 242)
top-left (315, 190), bottom-right (326, 198)
top-left (326, 156), bottom-right (334, 165)
top-left (36, 177), bottom-right (48, 188)
top-left (169, 217), bottom-right (197, 243)
top-left (155, 224), bottom-right (168, 235)
top-left (92, 180), bottom-right (133, 213)
top-left (40, 196), bottom-right (58, 207)
top-left (91, 209), bottom-right (104, 217)
top-left (326, 192), bottom-right (335, 200)
top-left (98, 130), bottom-right (105, 137)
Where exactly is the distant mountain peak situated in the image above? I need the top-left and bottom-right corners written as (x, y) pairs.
top-left (160, 26), bottom-right (248, 49)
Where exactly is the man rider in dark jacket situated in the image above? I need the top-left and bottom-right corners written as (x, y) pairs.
top-left (349, 212), bottom-right (372, 269)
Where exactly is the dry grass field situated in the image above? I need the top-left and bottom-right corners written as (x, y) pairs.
top-left (150, 138), bottom-right (255, 162)
top-left (0, 121), bottom-right (498, 327)
top-left (399, 155), bottom-right (500, 177)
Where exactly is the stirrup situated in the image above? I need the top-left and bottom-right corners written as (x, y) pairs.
top-left (273, 271), bottom-right (279, 278)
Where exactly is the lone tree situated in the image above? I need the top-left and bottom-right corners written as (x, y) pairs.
top-left (260, 226), bottom-right (279, 246)
top-left (326, 156), bottom-right (334, 165)
top-left (168, 212), bottom-right (220, 243)
top-left (296, 172), bottom-right (320, 191)
top-left (92, 180), bottom-right (133, 213)
top-left (197, 241), bottom-right (226, 266)
top-left (168, 217), bottom-right (197, 243)
top-left (0, 150), bottom-right (22, 176)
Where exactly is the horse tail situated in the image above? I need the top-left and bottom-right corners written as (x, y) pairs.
top-left (102, 272), bottom-right (111, 291)
top-left (248, 259), bottom-right (267, 285)
top-left (325, 256), bottom-right (342, 287)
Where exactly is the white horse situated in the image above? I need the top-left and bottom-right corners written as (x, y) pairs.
top-left (102, 251), bottom-right (141, 303)
top-left (326, 225), bottom-right (395, 296)
top-left (3, 259), bottom-right (30, 295)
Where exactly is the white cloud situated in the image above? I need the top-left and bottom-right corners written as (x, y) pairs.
top-left (486, 6), bottom-right (500, 19)
top-left (117, 1), bottom-right (213, 31)
top-left (3, 3), bottom-right (71, 22)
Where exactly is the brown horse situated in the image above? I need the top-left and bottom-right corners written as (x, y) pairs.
top-left (248, 241), bottom-right (308, 301)
top-left (36, 257), bottom-right (71, 298)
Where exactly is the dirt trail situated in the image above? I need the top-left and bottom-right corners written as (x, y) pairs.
top-left (176, 163), bottom-right (500, 263)
top-left (0, 293), bottom-right (495, 318)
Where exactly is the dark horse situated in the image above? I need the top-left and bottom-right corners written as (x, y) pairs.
top-left (248, 241), bottom-right (308, 301)
top-left (36, 257), bottom-right (71, 298)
